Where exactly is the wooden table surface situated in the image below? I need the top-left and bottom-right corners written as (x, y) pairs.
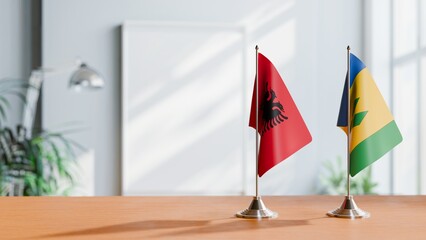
top-left (1, 196), bottom-right (425, 240)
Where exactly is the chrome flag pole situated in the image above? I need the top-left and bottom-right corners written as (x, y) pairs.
top-left (327, 46), bottom-right (369, 219)
top-left (236, 45), bottom-right (277, 219)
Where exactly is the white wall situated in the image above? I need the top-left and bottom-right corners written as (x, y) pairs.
top-left (365, 0), bottom-right (426, 195)
top-left (42, 0), bottom-right (363, 195)
top-left (0, 0), bottom-right (32, 127)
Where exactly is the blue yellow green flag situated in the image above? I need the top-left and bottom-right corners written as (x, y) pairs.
top-left (337, 53), bottom-right (403, 177)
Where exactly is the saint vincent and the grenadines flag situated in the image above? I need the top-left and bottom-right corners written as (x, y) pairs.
top-left (337, 53), bottom-right (403, 177)
top-left (249, 53), bottom-right (312, 177)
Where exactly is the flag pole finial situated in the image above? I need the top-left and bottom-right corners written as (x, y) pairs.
top-left (347, 45), bottom-right (351, 51)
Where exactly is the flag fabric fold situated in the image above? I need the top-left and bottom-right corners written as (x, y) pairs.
top-left (337, 53), bottom-right (403, 177)
top-left (249, 53), bottom-right (312, 177)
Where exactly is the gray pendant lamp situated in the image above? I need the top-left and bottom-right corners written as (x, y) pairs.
top-left (22, 61), bottom-right (105, 137)
top-left (69, 63), bottom-right (104, 90)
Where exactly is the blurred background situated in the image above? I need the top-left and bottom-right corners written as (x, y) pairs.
top-left (0, 0), bottom-right (424, 196)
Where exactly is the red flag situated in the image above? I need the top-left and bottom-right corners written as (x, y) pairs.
top-left (249, 53), bottom-right (312, 177)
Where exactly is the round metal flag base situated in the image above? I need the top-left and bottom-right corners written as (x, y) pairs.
top-left (327, 195), bottom-right (370, 219)
top-left (236, 196), bottom-right (278, 219)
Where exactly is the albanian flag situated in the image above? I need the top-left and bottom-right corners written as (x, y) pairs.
top-left (249, 53), bottom-right (312, 177)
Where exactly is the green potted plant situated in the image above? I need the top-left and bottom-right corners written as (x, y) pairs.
top-left (0, 79), bottom-right (80, 196)
top-left (318, 156), bottom-right (378, 195)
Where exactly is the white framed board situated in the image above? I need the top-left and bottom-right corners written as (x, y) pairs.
top-left (121, 21), bottom-right (248, 195)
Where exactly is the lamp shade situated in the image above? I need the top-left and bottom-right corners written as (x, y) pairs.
top-left (69, 63), bottom-right (104, 90)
